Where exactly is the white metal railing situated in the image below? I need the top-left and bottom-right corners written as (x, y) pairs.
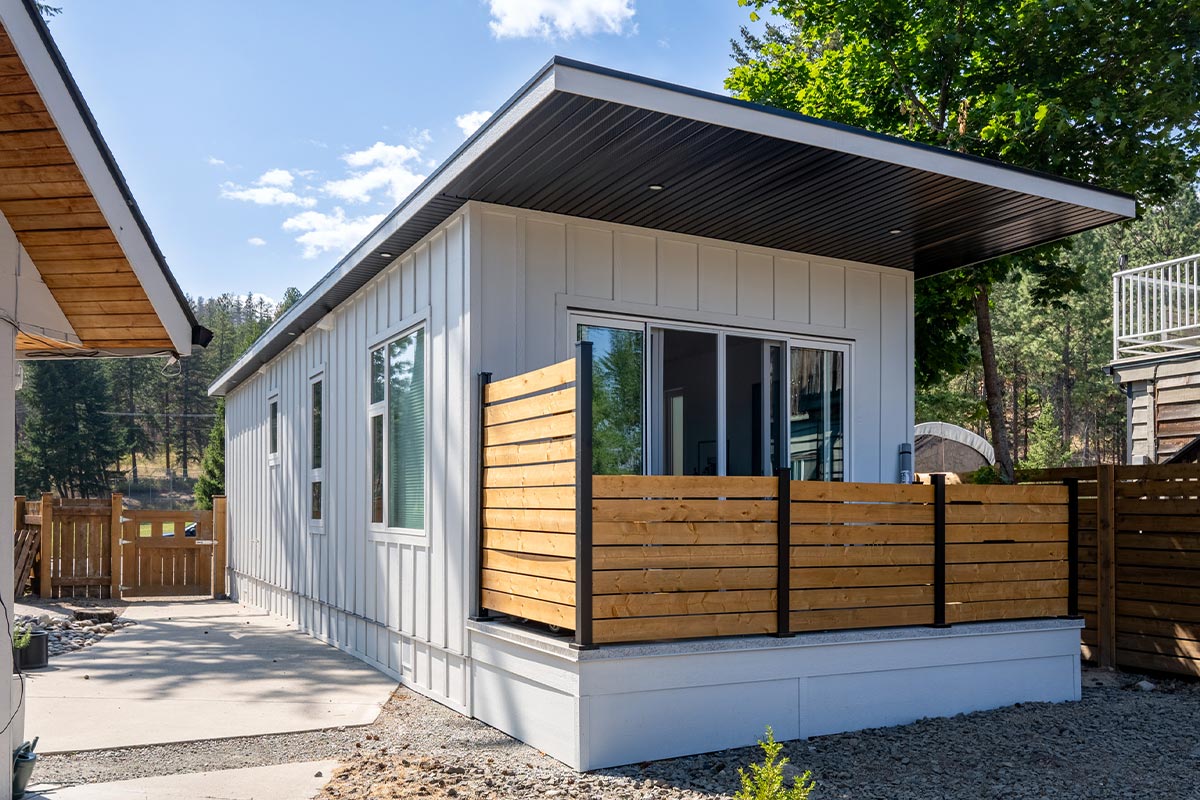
top-left (1113, 253), bottom-right (1200, 360)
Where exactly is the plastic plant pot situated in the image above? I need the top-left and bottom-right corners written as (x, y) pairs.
top-left (15, 632), bottom-right (48, 671)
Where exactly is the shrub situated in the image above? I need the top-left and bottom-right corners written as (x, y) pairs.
top-left (12, 623), bottom-right (31, 650)
top-left (735, 727), bottom-right (815, 800)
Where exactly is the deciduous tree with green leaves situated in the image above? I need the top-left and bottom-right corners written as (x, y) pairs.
top-left (728, 0), bottom-right (1200, 480)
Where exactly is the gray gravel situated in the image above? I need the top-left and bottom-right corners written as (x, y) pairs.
top-left (37, 666), bottom-right (1200, 799)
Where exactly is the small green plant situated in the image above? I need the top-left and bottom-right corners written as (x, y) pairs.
top-left (735, 727), bottom-right (815, 800)
top-left (12, 623), bottom-right (31, 650)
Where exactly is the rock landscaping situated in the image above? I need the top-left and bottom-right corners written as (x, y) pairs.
top-left (36, 665), bottom-right (1200, 799)
top-left (14, 608), bottom-right (136, 658)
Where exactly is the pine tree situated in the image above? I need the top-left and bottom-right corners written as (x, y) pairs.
top-left (195, 398), bottom-right (225, 510)
top-left (17, 360), bottom-right (122, 497)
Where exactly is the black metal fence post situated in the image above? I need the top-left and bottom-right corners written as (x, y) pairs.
top-left (573, 341), bottom-right (595, 649)
top-left (932, 473), bottom-right (948, 627)
top-left (1065, 478), bottom-right (1080, 618)
top-left (775, 467), bottom-right (793, 637)
top-left (469, 371), bottom-right (493, 622)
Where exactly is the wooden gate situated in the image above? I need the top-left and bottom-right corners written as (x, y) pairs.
top-left (118, 498), bottom-right (226, 598)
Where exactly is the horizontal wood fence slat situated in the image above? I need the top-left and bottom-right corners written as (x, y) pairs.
top-left (477, 357), bottom-right (579, 630)
top-left (1024, 464), bottom-right (1200, 677)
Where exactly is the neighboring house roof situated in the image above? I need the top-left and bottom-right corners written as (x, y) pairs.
top-left (1165, 434), bottom-right (1200, 464)
top-left (210, 56), bottom-right (1136, 396)
top-left (0, 0), bottom-right (206, 357)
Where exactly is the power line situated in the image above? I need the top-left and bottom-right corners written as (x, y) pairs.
top-left (100, 412), bottom-right (217, 419)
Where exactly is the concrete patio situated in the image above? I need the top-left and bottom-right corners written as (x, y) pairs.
top-left (27, 760), bottom-right (338, 800)
top-left (21, 599), bottom-right (397, 753)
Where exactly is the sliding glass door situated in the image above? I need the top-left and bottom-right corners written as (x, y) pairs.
top-left (576, 320), bottom-right (645, 475)
top-left (789, 346), bottom-right (844, 481)
top-left (574, 313), bottom-right (847, 480)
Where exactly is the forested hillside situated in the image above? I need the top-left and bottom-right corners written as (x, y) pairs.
top-left (15, 290), bottom-right (299, 504)
top-left (917, 185), bottom-right (1200, 469)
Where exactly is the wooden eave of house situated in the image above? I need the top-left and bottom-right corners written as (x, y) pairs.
top-left (209, 57), bottom-right (1137, 397)
top-left (0, 0), bottom-right (202, 358)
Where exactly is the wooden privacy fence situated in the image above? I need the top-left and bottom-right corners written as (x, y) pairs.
top-left (13, 493), bottom-right (226, 600)
top-left (1025, 464), bottom-right (1200, 678)
top-left (476, 351), bottom-right (580, 631)
top-left (476, 352), bottom-right (1075, 647)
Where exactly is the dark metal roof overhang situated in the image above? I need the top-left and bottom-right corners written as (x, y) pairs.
top-left (211, 57), bottom-right (1135, 395)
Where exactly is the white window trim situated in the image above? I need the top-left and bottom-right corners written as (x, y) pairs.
top-left (367, 318), bottom-right (430, 540)
top-left (309, 369), bottom-right (325, 532)
top-left (568, 309), bottom-right (852, 480)
top-left (267, 388), bottom-right (280, 468)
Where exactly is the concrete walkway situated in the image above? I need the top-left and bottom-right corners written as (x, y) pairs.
top-left (27, 759), bottom-right (338, 800)
top-left (24, 600), bottom-right (397, 753)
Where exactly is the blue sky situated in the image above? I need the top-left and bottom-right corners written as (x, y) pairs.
top-left (46, 1), bottom-right (760, 303)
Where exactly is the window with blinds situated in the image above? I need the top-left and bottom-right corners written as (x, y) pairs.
top-left (369, 327), bottom-right (425, 531)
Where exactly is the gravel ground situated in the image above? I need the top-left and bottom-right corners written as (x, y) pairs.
top-left (36, 665), bottom-right (1200, 799)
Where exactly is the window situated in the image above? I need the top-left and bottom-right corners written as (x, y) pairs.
top-left (268, 394), bottom-right (279, 463)
top-left (789, 346), bottom-right (844, 481)
top-left (310, 376), bottom-right (324, 524)
top-left (369, 326), bottom-right (425, 531)
top-left (574, 313), bottom-right (848, 480)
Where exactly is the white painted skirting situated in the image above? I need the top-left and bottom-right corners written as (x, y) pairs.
top-left (468, 619), bottom-right (1083, 771)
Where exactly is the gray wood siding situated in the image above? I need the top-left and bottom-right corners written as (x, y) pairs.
top-left (1115, 357), bottom-right (1200, 463)
top-left (224, 209), bottom-right (472, 711)
top-left (472, 202), bottom-right (915, 483)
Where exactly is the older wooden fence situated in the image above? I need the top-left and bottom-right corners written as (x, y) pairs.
top-left (1024, 464), bottom-right (1200, 678)
top-left (477, 355), bottom-right (1075, 647)
top-left (13, 493), bottom-right (226, 600)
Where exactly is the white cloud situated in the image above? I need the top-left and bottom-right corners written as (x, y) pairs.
top-left (455, 110), bottom-right (492, 138)
top-left (282, 208), bottom-right (386, 259)
top-left (247, 236), bottom-right (267, 246)
top-left (257, 168), bottom-right (295, 188)
top-left (221, 169), bottom-right (316, 207)
top-left (322, 141), bottom-right (426, 204)
top-left (221, 183), bottom-right (316, 207)
top-left (410, 128), bottom-right (433, 147)
top-left (486, 0), bottom-right (636, 39)
top-left (206, 155), bottom-right (225, 166)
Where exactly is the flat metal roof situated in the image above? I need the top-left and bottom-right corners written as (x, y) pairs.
top-left (211, 56), bottom-right (1135, 395)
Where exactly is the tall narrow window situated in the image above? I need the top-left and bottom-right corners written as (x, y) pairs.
top-left (388, 329), bottom-right (425, 529)
top-left (369, 347), bottom-right (385, 524)
top-left (369, 326), bottom-right (425, 531)
top-left (310, 377), bottom-right (324, 523)
top-left (268, 397), bottom-right (279, 459)
top-left (789, 347), bottom-right (844, 481)
top-left (577, 322), bottom-right (645, 475)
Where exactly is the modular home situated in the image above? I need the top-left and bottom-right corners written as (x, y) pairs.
top-left (210, 58), bottom-right (1134, 770)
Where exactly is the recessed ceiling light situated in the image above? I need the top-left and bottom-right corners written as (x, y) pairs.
top-left (888, 228), bottom-right (903, 235)
top-left (648, 184), bottom-right (665, 191)
top-left (379, 252), bottom-right (393, 258)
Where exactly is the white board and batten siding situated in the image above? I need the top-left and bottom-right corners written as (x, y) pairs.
top-left (223, 199), bottom-right (916, 716)
top-left (224, 209), bottom-right (473, 711)
top-left (475, 201), bottom-right (915, 483)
